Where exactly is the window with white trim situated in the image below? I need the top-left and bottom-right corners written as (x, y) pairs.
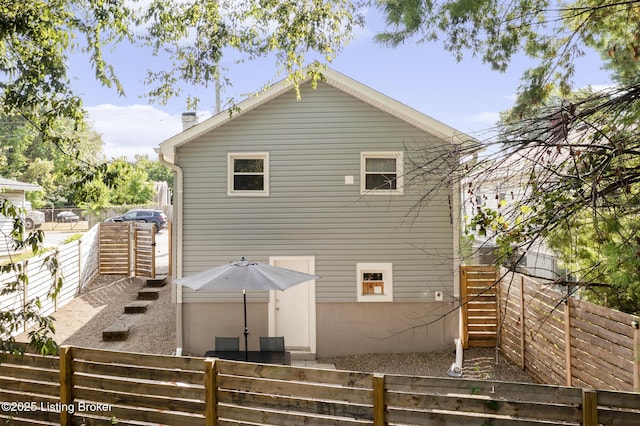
top-left (357, 263), bottom-right (393, 302)
top-left (228, 153), bottom-right (269, 196)
top-left (361, 152), bottom-right (403, 194)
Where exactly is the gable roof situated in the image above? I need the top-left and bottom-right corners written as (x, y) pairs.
top-left (0, 177), bottom-right (42, 192)
top-left (158, 68), bottom-right (474, 161)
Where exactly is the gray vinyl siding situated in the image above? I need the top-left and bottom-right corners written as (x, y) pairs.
top-left (177, 82), bottom-right (455, 303)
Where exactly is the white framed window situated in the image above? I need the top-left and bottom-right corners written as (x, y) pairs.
top-left (228, 153), bottom-right (269, 196)
top-left (356, 263), bottom-right (393, 302)
top-left (360, 152), bottom-right (403, 195)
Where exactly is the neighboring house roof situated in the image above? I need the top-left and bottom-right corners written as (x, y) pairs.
top-left (158, 68), bottom-right (475, 161)
top-left (0, 177), bottom-right (42, 192)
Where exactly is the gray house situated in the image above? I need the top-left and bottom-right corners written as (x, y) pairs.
top-left (158, 69), bottom-right (469, 358)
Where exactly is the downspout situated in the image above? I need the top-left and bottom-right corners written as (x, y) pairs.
top-left (449, 150), bottom-right (463, 377)
top-left (159, 152), bottom-right (184, 356)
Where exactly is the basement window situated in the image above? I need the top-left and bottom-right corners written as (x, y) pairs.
top-left (357, 263), bottom-right (393, 302)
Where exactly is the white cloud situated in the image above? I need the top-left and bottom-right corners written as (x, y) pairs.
top-left (85, 104), bottom-right (192, 160)
top-left (471, 111), bottom-right (501, 126)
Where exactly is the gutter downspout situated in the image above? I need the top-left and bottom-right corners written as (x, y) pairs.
top-left (159, 152), bottom-right (184, 356)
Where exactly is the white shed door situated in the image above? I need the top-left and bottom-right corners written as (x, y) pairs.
top-left (270, 257), bottom-right (316, 352)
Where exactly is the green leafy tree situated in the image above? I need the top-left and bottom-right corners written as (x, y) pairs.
top-left (107, 158), bottom-right (155, 205)
top-left (0, 114), bottom-right (105, 207)
top-left (134, 155), bottom-right (174, 189)
top-left (376, 1), bottom-right (640, 312)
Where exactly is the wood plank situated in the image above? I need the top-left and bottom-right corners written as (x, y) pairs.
top-left (72, 346), bottom-right (204, 371)
top-left (72, 387), bottom-right (204, 414)
top-left (73, 374), bottom-right (204, 401)
top-left (0, 365), bottom-right (60, 383)
top-left (217, 404), bottom-right (368, 425)
top-left (0, 376), bottom-right (59, 396)
top-left (218, 375), bottom-right (373, 405)
top-left (385, 392), bottom-right (581, 423)
top-left (218, 389), bottom-right (373, 420)
top-left (72, 362), bottom-right (204, 384)
top-left (75, 403), bottom-right (204, 425)
top-left (217, 359), bottom-right (372, 388)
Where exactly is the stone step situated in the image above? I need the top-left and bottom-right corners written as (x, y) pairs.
top-left (145, 275), bottom-right (169, 288)
top-left (137, 288), bottom-right (160, 300)
top-left (124, 301), bottom-right (152, 314)
top-left (289, 350), bottom-right (316, 361)
top-left (102, 314), bottom-right (143, 341)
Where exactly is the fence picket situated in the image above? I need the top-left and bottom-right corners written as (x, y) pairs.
top-left (1, 346), bottom-right (639, 425)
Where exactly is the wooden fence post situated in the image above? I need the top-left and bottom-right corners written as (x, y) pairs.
top-left (564, 298), bottom-right (572, 386)
top-left (54, 249), bottom-right (59, 312)
top-left (519, 276), bottom-right (525, 370)
top-left (582, 389), bottom-right (598, 426)
top-left (460, 266), bottom-right (469, 349)
top-left (22, 259), bottom-right (29, 332)
top-left (633, 319), bottom-right (639, 392)
top-left (204, 358), bottom-right (217, 426)
top-left (59, 346), bottom-right (73, 426)
top-left (77, 239), bottom-right (82, 291)
top-left (373, 374), bottom-right (386, 426)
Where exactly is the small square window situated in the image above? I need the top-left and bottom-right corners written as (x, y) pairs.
top-left (228, 153), bottom-right (269, 196)
top-left (357, 263), bottom-right (393, 302)
top-left (361, 152), bottom-right (403, 195)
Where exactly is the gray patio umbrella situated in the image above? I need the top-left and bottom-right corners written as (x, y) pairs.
top-left (176, 257), bottom-right (319, 360)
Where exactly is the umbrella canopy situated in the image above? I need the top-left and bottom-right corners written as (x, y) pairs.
top-left (176, 257), bottom-right (319, 360)
top-left (176, 257), bottom-right (319, 291)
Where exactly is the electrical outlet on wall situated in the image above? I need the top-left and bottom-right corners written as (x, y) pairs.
top-left (435, 291), bottom-right (443, 301)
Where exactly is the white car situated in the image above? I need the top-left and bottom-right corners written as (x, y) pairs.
top-left (25, 210), bottom-right (45, 230)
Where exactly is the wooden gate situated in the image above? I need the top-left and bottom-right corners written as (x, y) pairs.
top-left (460, 265), bottom-right (499, 348)
top-left (133, 222), bottom-right (155, 278)
top-left (99, 222), bottom-right (131, 275)
top-left (99, 222), bottom-right (155, 277)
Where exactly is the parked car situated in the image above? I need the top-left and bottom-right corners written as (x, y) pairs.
top-left (56, 211), bottom-right (80, 223)
top-left (25, 210), bottom-right (45, 230)
top-left (105, 209), bottom-right (168, 232)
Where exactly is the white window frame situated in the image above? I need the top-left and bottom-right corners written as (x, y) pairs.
top-left (356, 263), bottom-right (393, 302)
top-left (360, 152), bottom-right (404, 195)
top-left (227, 152), bottom-right (270, 196)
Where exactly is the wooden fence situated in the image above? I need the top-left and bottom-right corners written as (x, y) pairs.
top-left (98, 222), bottom-right (132, 275)
top-left (99, 222), bottom-right (157, 277)
top-left (1, 345), bottom-right (640, 425)
top-left (0, 225), bottom-right (99, 337)
top-left (498, 269), bottom-right (640, 392)
top-left (460, 265), bottom-right (499, 348)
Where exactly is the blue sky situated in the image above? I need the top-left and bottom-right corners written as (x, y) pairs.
top-left (68, 8), bottom-right (613, 160)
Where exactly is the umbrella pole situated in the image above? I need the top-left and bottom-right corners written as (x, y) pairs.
top-left (243, 289), bottom-right (248, 362)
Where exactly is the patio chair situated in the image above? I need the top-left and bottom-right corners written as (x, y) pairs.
top-left (259, 336), bottom-right (285, 352)
top-left (215, 336), bottom-right (240, 352)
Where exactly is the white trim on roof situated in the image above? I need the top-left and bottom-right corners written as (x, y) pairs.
top-left (157, 68), bottom-right (474, 161)
top-left (0, 178), bottom-right (42, 192)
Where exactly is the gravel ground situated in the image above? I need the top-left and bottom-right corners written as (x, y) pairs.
top-left (319, 348), bottom-right (535, 382)
top-left (17, 273), bottom-right (534, 383)
top-left (16, 274), bottom-right (176, 355)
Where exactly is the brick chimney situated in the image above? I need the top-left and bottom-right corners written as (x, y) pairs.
top-left (181, 112), bottom-right (197, 131)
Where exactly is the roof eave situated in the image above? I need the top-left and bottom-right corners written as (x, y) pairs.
top-left (157, 68), bottom-right (478, 158)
